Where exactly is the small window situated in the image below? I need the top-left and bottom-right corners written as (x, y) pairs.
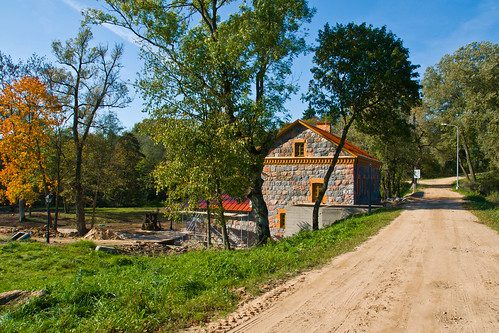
top-left (279, 212), bottom-right (286, 228)
top-left (294, 142), bottom-right (305, 157)
top-left (311, 182), bottom-right (322, 202)
top-left (277, 208), bottom-right (286, 228)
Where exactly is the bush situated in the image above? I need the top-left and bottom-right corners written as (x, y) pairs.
top-left (472, 171), bottom-right (499, 196)
top-left (486, 191), bottom-right (499, 205)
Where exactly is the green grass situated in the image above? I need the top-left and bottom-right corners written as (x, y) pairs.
top-left (0, 208), bottom-right (401, 332)
top-left (456, 186), bottom-right (499, 232)
top-left (458, 181), bottom-right (499, 232)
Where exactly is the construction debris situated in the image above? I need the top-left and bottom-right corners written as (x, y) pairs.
top-left (95, 245), bottom-right (119, 254)
top-left (10, 232), bottom-right (31, 241)
top-left (83, 228), bottom-right (127, 240)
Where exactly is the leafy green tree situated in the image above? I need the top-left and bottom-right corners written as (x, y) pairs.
top-left (83, 132), bottom-right (114, 227)
top-left (107, 132), bottom-right (145, 207)
top-left (49, 27), bottom-right (129, 236)
top-left (345, 116), bottom-right (419, 199)
top-left (422, 42), bottom-right (499, 180)
top-left (306, 22), bottom-right (420, 230)
top-left (0, 52), bottom-right (48, 89)
top-left (132, 119), bottom-right (167, 204)
top-left (88, 0), bottom-right (312, 244)
top-left (154, 116), bottom-right (251, 249)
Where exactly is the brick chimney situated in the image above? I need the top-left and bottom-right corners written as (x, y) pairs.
top-left (316, 122), bottom-right (331, 133)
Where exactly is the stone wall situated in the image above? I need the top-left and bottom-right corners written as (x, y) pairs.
top-left (268, 123), bottom-right (350, 157)
top-left (262, 161), bottom-right (355, 233)
top-left (262, 122), bottom-right (382, 238)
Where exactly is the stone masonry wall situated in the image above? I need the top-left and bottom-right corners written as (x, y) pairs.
top-left (263, 123), bottom-right (358, 237)
top-left (263, 164), bottom-right (355, 237)
top-left (269, 124), bottom-right (351, 157)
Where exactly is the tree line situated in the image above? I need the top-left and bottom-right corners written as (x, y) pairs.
top-left (0, 44), bottom-right (166, 233)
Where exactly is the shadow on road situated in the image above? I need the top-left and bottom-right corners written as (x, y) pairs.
top-left (422, 184), bottom-right (453, 189)
top-left (402, 185), bottom-right (466, 211)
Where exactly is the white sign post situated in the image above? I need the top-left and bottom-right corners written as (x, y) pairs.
top-left (412, 169), bottom-right (421, 193)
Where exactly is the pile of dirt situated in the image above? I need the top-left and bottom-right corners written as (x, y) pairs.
top-left (117, 239), bottom-right (208, 256)
top-left (117, 242), bottom-right (186, 256)
top-left (0, 227), bottom-right (17, 235)
top-left (83, 228), bottom-right (128, 240)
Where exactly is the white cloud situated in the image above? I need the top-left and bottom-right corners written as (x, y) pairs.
top-left (60, 0), bottom-right (141, 46)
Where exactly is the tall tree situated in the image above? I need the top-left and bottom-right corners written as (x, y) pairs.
top-left (422, 42), bottom-right (499, 179)
top-left (306, 23), bottom-right (420, 230)
top-left (154, 116), bottom-right (251, 249)
top-left (0, 77), bottom-right (61, 221)
top-left (49, 27), bottom-right (129, 235)
top-left (87, 0), bottom-right (312, 244)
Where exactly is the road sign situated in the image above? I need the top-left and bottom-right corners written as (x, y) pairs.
top-left (414, 169), bottom-right (421, 179)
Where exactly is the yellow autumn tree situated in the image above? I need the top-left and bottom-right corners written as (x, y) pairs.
top-left (0, 76), bottom-right (61, 221)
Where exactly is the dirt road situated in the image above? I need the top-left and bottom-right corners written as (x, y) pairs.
top-left (199, 178), bottom-right (499, 332)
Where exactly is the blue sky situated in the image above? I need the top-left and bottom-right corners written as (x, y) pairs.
top-left (1, 0), bottom-right (498, 129)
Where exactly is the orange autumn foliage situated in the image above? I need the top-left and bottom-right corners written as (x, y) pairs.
top-left (0, 77), bottom-right (61, 205)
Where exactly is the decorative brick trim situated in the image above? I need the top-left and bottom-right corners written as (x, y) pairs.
top-left (264, 156), bottom-right (357, 165)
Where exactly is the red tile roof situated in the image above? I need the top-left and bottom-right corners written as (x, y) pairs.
top-left (199, 194), bottom-right (251, 213)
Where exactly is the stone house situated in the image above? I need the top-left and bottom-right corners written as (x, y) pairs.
top-left (262, 120), bottom-right (381, 234)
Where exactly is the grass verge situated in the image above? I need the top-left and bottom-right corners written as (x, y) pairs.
top-left (456, 187), bottom-right (499, 232)
top-left (0, 208), bottom-right (401, 332)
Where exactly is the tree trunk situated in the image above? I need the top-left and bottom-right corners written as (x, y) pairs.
top-left (53, 135), bottom-right (62, 232)
top-left (91, 190), bottom-right (98, 229)
top-left (248, 170), bottom-right (271, 244)
top-left (19, 200), bottom-right (26, 223)
top-left (216, 194), bottom-right (230, 250)
top-left (461, 137), bottom-right (476, 184)
top-left (207, 203), bottom-right (212, 249)
top-left (74, 145), bottom-right (87, 236)
top-left (458, 155), bottom-right (470, 182)
top-left (54, 195), bottom-right (59, 232)
top-left (312, 116), bottom-right (355, 230)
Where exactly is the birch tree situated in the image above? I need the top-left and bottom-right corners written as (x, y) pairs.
top-left (50, 27), bottom-right (129, 235)
top-left (87, 0), bottom-right (312, 243)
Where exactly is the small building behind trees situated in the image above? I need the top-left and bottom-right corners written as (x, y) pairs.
top-left (262, 120), bottom-right (381, 236)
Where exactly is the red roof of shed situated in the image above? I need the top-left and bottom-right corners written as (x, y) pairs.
top-left (199, 194), bottom-right (251, 213)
